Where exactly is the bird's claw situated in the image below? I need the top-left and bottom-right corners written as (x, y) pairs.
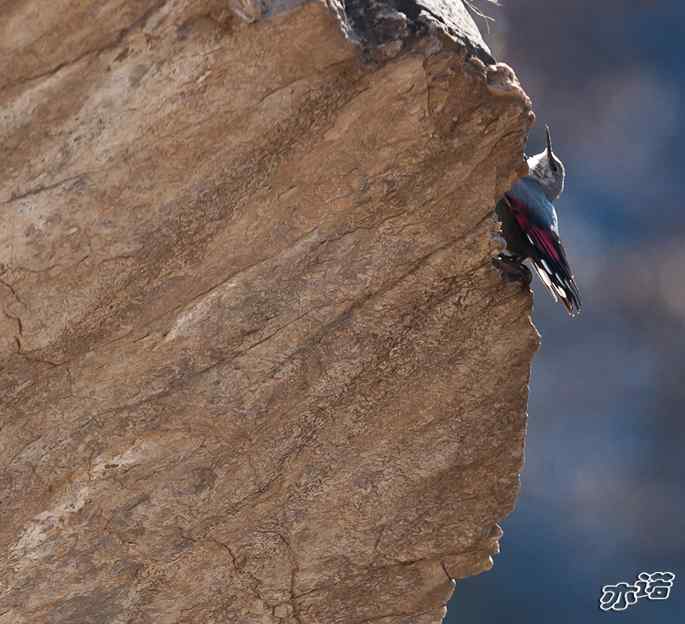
top-left (492, 254), bottom-right (532, 288)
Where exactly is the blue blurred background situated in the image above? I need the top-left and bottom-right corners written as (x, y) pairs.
top-left (447, 1), bottom-right (685, 622)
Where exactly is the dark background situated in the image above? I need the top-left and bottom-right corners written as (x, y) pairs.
top-left (447, 1), bottom-right (685, 622)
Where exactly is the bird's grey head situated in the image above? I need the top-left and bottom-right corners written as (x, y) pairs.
top-left (526, 125), bottom-right (565, 201)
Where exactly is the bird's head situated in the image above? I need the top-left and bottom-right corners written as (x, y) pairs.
top-left (526, 125), bottom-right (565, 201)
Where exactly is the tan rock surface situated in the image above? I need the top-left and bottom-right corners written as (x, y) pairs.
top-left (0, 1), bottom-right (537, 622)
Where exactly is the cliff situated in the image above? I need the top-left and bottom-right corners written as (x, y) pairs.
top-left (0, 1), bottom-right (538, 622)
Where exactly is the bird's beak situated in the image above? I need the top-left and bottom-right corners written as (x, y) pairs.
top-left (545, 125), bottom-right (553, 159)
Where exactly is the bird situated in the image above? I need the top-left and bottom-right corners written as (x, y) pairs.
top-left (493, 125), bottom-right (582, 316)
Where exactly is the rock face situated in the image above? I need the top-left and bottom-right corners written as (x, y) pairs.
top-left (0, 1), bottom-right (537, 623)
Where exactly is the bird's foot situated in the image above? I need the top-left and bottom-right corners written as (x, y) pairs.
top-left (492, 254), bottom-right (532, 288)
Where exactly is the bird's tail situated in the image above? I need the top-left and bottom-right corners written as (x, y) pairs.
top-left (531, 259), bottom-right (582, 316)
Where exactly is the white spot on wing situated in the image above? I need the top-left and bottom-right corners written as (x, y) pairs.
top-left (539, 268), bottom-right (552, 288)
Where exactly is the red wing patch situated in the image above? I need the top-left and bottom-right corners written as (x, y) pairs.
top-left (506, 195), bottom-right (530, 229)
top-left (507, 195), bottom-right (561, 262)
top-left (529, 225), bottom-right (561, 262)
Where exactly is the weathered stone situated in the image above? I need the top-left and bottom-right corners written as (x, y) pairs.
top-left (0, 1), bottom-right (536, 623)
top-left (273, 603), bottom-right (294, 618)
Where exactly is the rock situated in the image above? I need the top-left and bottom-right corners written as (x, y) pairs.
top-left (324, 0), bottom-right (494, 62)
top-left (0, 1), bottom-right (537, 623)
top-left (273, 603), bottom-right (294, 618)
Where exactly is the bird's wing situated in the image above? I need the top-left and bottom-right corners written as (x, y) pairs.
top-left (506, 180), bottom-right (582, 316)
top-left (526, 225), bottom-right (582, 315)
